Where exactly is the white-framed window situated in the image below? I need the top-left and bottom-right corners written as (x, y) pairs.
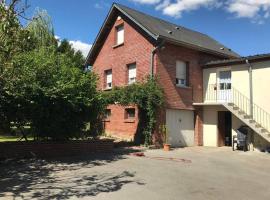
top-left (105, 70), bottom-right (112, 89)
top-left (176, 60), bottom-right (187, 87)
top-left (116, 24), bottom-right (124, 45)
top-left (128, 63), bottom-right (136, 84)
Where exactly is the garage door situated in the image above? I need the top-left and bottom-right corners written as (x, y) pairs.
top-left (166, 109), bottom-right (194, 147)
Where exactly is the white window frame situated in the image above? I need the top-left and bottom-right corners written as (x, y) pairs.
top-left (176, 60), bottom-right (187, 87)
top-left (128, 63), bottom-right (136, 85)
top-left (105, 70), bottom-right (112, 89)
top-left (116, 25), bottom-right (124, 45)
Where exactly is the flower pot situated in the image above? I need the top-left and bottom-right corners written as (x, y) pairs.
top-left (163, 143), bottom-right (171, 151)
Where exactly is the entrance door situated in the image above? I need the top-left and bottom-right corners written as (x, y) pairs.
top-left (166, 109), bottom-right (194, 147)
top-left (218, 111), bottom-right (232, 147)
top-left (217, 70), bottom-right (232, 102)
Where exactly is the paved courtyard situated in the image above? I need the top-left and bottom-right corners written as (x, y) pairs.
top-left (1, 147), bottom-right (270, 200)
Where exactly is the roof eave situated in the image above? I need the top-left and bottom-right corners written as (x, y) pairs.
top-left (204, 55), bottom-right (270, 68)
top-left (85, 3), bottom-right (159, 66)
top-left (158, 35), bottom-right (239, 59)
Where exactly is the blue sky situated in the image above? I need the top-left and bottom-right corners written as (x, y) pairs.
top-left (24, 0), bottom-right (270, 57)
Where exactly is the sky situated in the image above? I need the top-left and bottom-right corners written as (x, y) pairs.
top-left (22, 0), bottom-right (270, 57)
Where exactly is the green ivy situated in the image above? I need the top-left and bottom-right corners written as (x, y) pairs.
top-left (103, 76), bottom-right (164, 145)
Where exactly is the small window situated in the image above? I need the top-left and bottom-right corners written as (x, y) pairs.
top-left (128, 63), bottom-right (136, 84)
top-left (104, 109), bottom-right (111, 119)
top-left (125, 108), bottom-right (135, 119)
top-left (105, 70), bottom-right (112, 89)
top-left (176, 60), bottom-right (188, 87)
top-left (116, 25), bottom-right (124, 45)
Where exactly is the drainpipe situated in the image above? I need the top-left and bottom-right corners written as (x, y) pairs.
top-left (150, 41), bottom-right (165, 77)
top-left (246, 59), bottom-right (253, 117)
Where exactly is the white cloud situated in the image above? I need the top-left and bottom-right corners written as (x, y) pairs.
top-left (130, 0), bottom-right (161, 4)
top-left (157, 0), bottom-right (219, 18)
top-left (94, 1), bottom-right (110, 9)
top-left (226, 0), bottom-right (270, 20)
top-left (131, 0), bottom-right (270, 24)
top-left (69, 40), bottom-right (92, 57)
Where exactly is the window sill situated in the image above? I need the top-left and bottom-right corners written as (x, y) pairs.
top-left (124, 119), bottom-right (135, 123)
top-left (103, 119), bottom-right (111, 122)
top-left (176, 85), bottom-right (192, 89)
top-left (113, 43), bottom-right (124, 49)
top-left (103, 88), bottom-right (112, 91)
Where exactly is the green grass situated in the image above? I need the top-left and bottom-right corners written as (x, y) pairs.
top-left (0, 135), bottom-right (34, 142)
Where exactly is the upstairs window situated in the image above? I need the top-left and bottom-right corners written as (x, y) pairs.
top-left (128, 63), bottom-right (136, 84)
top-left (125, 108), bottom-right (135, 119)
top-left (105, 70), bottom-right (112, 89)
top-left (176, 60), bottom-right (188, 87)
top-left (116, 24), bottom-right (124, 45)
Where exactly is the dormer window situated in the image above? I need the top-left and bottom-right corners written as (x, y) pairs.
top-left (105, 70), bottom-right (112, 89)
top-left (116, 24), bottom-right (124, 45)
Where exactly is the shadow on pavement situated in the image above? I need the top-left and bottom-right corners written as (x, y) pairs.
top-left (0, 147), bottom-right (145, 199)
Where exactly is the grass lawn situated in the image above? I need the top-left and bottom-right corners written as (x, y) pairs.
top-left (0, 135), bottom-right (33, 142)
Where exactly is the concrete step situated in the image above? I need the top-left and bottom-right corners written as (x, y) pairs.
top-left (255, 124), bottom-right (262, 128)
top-left (249, 119), bottom-right (256, 123)
top-left (261, 129), bottom-right (268, 133)
top-left (233, 107), bottom-right (239, 110)
top-left (238, 111), bottom-right (245, 115)
top-left (244, 115), bottom-right (252, 119)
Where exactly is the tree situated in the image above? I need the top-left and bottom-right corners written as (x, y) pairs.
top-left (27, 8), bottom-right (57, 48)
top-left (57, 39), bottom-right (85, 69)
top-left (5, 47), bottom-right (104, 140)
top-left (0, 0), bottom-right (103, 140)
top-left (0, 0), bottom-right (35, 133)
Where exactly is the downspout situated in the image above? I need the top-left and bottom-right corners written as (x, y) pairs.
top-left (246, 59), bottom-right (253, 117)
top-left (150, 41), bottom-right (165, 77)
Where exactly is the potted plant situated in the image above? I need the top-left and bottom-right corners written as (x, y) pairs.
top-left (160, 124), bottom-right (171, 151)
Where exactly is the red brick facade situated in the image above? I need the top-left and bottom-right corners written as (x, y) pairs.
top-left (92, 16), bottom-right (154, 140)
top-left (92, 14), bottom-right (225, 144)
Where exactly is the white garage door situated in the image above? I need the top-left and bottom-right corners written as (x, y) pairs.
top-left (166, 109), bottom-right (194, 147)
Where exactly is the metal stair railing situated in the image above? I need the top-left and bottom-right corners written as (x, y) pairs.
top-left (204, 84), bottom-right (270, 132)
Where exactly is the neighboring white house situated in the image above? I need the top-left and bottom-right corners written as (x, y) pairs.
top-left (194, 54), bottom-right (270, 150)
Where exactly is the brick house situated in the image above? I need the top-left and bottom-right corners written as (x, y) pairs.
top-left (85, 3), bottom-right (239, 146)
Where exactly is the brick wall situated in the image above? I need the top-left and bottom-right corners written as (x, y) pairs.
top-left (92, 15), bottom-right (154, 140)
top-left (155, 43), bottom-right (224, 145)
top-left (104, 105), bottom-right (139, 140)
top-left (0, 140), bottom-right (114, 159)
top-left (91, 13), bottom-right (226, 144)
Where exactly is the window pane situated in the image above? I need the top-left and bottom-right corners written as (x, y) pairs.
top-left (105, 70), bottom-right (112, 89)
top-left (128, 64), bottom-right (136, 84)
top-left (126, 108), bottom-right (135, 118)
top-left (117, 25), bottom-right (124, 45)
top-left (106, 71), bottom-right (112, 83)
top-left (176, 60), bottom-right (186, 86)
top-left (105, 109), bottom-right (111, 119)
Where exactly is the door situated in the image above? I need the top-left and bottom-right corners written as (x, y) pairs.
top-left (218, 111), bottom-right (232, 147)
top-left (217, 70), bottom-right (232, 102)
top-left (166, 109), bottom-right (194, 147)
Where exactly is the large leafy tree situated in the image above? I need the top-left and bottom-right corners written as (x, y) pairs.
top-left (5, 47), bottom-right (103, 140)
top-left (0, 0), bottom-right (103, 140)
top-left (57, 39), bottom-right (85, 69)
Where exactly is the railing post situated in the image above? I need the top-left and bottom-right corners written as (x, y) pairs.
top-left (246, 59), bottom-right (253, 118)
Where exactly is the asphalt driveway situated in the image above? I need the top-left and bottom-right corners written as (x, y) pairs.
top-left (1, 147), bottom-right (270, 200)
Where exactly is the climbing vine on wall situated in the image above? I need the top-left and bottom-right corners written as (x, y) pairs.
top-left (103, 76), bottom-right (164, 145)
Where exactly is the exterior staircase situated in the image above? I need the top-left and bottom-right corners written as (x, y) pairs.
top-left (203, 84), bottom-right (270, 143)
top-left (223, 103), bottom-right (270, 142)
